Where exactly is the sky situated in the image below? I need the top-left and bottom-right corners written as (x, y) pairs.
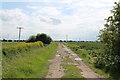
top-left (0, 0), bottom-right (119, 41)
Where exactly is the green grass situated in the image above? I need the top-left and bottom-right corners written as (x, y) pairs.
top-left (0, 42), bottom-right (2, 79)
top-left (62, 65), bottom-right (83, 78)
top-left (64, 58), bottom-right (74, 63)
top-left (2, 42), bottom-right (58, 78)
top-left (62, 57), bottom-right (83, 78)
top-left (65, 42), bottom-right (109, 78)
top-left (2, 42), bottom-right (19, 47)
top-left (0, 42), bottom-right (2, 58)
top-left (64, 42), bottom-right (105, 50)
top-left (78, 52), bottom-right (110, 78)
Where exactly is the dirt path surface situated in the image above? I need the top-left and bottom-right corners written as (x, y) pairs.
top-left (46, 43), bottom-right (66, 78)
top-left (46, 43), bottom-right (104, 79)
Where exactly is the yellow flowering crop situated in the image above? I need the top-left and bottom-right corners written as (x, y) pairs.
top-left (2, 41), bottom-right (44, 57)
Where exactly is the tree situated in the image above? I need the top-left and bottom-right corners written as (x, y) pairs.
top-left (46, 36), bottom-right (52, 44)
top-left (26, 35), bottom-right (36, 42)
top-left (36, 33), bottom-right (52, 44)
top-left (3, 39), bottom-right (7, 42)
top-left (98, 2), bottom-right (120, 78)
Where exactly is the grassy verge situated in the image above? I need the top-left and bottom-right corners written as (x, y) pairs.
top-left (62, 56), bottom-right (83, 78)
top-left (78, 53), bottom-right (110, 78)
top-left (2, 42), bottom-right (58, 78)
top-left (0, 42), bottom-right (2, 79)
top-left (2, 42), bottom-right (19, 47)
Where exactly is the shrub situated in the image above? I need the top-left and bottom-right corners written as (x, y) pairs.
top-left (3, 39), bottom-right (7, 42)
top-left (26, 33), bottom-right (52, 44)
top-left (26, 35), bottom-right (36, 42)
top-left (2, 41), bottom-right (44, 58)
top-left (36, 33), bottom-right (52, 44)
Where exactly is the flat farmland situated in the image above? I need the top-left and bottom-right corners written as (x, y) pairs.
top-left (2, 42), bottom-right (20, 47)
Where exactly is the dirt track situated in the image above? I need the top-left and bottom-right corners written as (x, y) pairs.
top-left (46, 43), bottom-right (104, 79)
top-left (46, 43), bottom-right (66, 78)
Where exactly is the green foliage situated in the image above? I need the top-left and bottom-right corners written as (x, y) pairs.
top-left (26, 35), bottom-right (36, 42)
top-left (66, 42), bottom-right (104, 51)
top-left (26, 33), bottom-right (52, 44)
top-left (98, 2), bottom-right (120, 79)
top-left (2, 41), bottom-right (44, 58)
top-left (2, 42), bottom-right (19, 47)
top-left (65, 42), bottom-right (109, 78)
top-left (0, 42), bottom-right (2, 79)
top-left (62, 57), bottom-right (83, 78)
top-left (36, 33), bottom-right (52, 44)
top-left (62, 65), bottom-right (83, 78)
top-left (2, 42), bottom-right (58, 78)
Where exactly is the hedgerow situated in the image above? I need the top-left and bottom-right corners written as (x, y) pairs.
top-left (2, 41), bottom-right (44, 58)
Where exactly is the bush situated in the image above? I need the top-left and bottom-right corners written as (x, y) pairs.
top-left (26, 35), bottom-right (36, 42)
top-left (26, 33), bottom-right (52, 44)
top-left (36, 33), bottom-right (52, 44)
top-left (3, 39), bottom-right (7, 42)
top-left (2, 41), bottom-right (44, 58)
top-left (98, 2), bottom-right (120, 79)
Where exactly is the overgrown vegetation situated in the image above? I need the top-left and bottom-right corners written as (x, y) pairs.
top-left (62, 57), bottom-right (83, 78)
top-left (65, 42), bottom-right (109, 78)
top-left (0, 42), bottom-right (2, 79)
top-left (98, 2), bottom-right (120, 79)
top-left (2, 33), bottom-right (55, 78)
top-left (2, 41), bottom-right (43, 58)
top-left (2, 42), bottom-right (58, 78)
top-left (2, 42), bottom-right (19, 47)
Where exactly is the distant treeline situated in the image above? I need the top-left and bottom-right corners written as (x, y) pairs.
top-left (1, 33), bottom-right (52, 44)
top-left (1, 39), bottom-right (98, 43)
top-left (54, 40), bottom-right (98, 42)
top-left (1, 39), bottom-right (25, 42)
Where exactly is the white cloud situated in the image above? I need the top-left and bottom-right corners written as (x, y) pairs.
top-left (26, 5), bottom-right (39, 9)
top-left (1, 0), bottom-right (119, 40)
top-left (31, 6), bottom-right (62, 17)
top-left (1, 8), bottom-right (29, 26)
top-left (1, 8), bottom-right (29, 39)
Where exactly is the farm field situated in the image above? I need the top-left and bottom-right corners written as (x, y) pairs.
top-left (2, 42), bottom-right (58, 78)
top-left (2, 42), bottom-right (19, 47)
